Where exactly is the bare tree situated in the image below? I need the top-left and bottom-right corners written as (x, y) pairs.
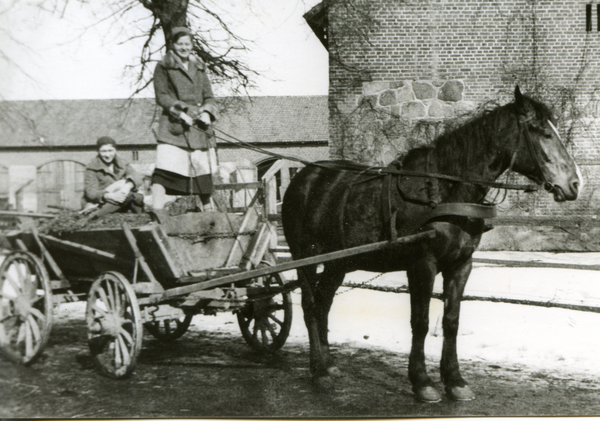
top-left (2, 0), bottom-right (258, 98)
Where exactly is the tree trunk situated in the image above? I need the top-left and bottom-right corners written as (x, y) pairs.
top-left (141, 0), bottom-right (189, 42)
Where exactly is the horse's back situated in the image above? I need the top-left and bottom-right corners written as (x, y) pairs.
top-left (282, 161), bottom-right (387, 259)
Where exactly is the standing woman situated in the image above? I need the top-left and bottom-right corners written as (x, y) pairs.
top-left (151, 26), bottom-right (219, 215)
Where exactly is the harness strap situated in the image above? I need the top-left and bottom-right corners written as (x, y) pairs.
top-left (426, 149), bottom-right (441, 208)
top-left (427, 203), bottom-right (497, 220)
top-left (381, 174), bottom-right (398, 241)
top-left (520, 118), bottom-right (553, 190)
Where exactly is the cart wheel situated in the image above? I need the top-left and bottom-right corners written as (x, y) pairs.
top-left (145, 313), bottom-right (193, 342)
top-left (237, 263), bottom-right (292, 353)
top-left (0, 251), bottom-right (53, 365)
top-left (86, 272), bottom-right (142, 379)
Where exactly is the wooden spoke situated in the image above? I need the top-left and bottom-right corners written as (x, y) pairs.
top-left (29, 307), bottom-right (46, 324)
top-left (117, 334), bottom-right (131, 366)
top-left (90, 302), bottom-right (108, 318)
top-left (119, 327), bottom-right (134, 345)
top-left (25, 319), bottom-right (34, 358)
top-left (16, 323), bottom-right (25, 347)
top-left (5, 272), bottom-right (23, 296)
top-left (237, 261), bottom-right (292, 354)
top-left (265, 322), bottom-right (277, 338)
top-left (261, 327), bottom-right (269, 347)
top-left (98, 284), bottom-right (112, 312)
top-left (27, 314), bottom-right (42, 343)
top-left (0, 314), bottom-right (18, 324)
top-left (268, 314), bottom-right (284, 326)
top-left (0, 252), bottom-right (52, 365)
top-left (86, 272), bottom-right (142, 379)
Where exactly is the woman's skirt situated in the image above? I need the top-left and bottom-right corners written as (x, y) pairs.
top-left (152, 143), bottom-right (217, 195)
top-left (152, 169), bottom-right (212, 195)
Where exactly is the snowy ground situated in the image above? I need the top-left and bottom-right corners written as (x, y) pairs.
top-left (196, 251), bottom-right (600, 380)
top-left (12, 251), bottom-right (600, 381)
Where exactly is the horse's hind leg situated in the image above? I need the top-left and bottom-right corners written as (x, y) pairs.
top-left (407, 258), bottom-right (441, 403)
top-left (298, 264), bottom-right (345, 389)
top-left (440, 259), bottom-right (476, 401)
top-left (314, 265), bottom-right (345, 378)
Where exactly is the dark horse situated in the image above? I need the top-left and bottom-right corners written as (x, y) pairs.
top-left (281, 87), bottom-right (581, 402)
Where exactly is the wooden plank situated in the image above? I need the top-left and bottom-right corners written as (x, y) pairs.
top-left (247, 223), bottom-right (271, 268)
top-left (262, 159), bottom-right (286, 182)
top-left (32, 226), bottom-right (69, 282)
top-left (142, 225), bottom-right (182, 279)
top-left (0, 211), bottom-right (55, 219)
top-left (144, 230), bottom-right (437, 304)
top-left (225, 207), bottom-right (260, 267)
top-left (214, 182), bottom-right (262, 190)
top-left (39, 234), bottom-right (123, 264)
top-left (121, 223), bottom-right (163, 289)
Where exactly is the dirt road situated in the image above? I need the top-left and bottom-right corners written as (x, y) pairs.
top-left (2, 277), bottom-right (600, 418)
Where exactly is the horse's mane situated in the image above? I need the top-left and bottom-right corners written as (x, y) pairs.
top-left (423, 94), bottom-right (555, 176)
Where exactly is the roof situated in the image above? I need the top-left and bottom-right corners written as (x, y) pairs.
top-left (304, 1), bottom-right (328, 50)
top-left (217, 96), bottom-right (329, 144)
top-left (0, 96), bottom-right (328, 149)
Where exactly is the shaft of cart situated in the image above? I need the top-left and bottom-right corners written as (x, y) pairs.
top-left (138, 229), bottom-right (436, 306)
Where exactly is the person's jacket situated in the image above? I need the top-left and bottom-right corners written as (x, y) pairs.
top-left (153, 51), bottom-right (219, 151)
top-left (83, 155), bottom-right (143, 205)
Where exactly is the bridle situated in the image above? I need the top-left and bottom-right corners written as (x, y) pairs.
top-left (515, 114), bottom-right (556, 193)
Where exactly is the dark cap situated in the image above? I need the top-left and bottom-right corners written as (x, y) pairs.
top-left (96, 136), bottom-right (117, 148)
top-left (171, 27), bottom-right (192, 38)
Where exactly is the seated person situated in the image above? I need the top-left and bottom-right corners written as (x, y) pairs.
top-left (83, 136), bottom-right (144, 216)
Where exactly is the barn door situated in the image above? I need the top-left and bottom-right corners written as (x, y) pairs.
top-left (37, 160), bottom-right (85, 212)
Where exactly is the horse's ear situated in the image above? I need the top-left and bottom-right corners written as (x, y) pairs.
top-left (515, 85), bottom-right (525, 106)
top-left (514, 84), bottom-right (534, 121)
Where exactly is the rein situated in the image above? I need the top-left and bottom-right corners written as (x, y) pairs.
top-left (210, 127), bottom-right (539, 193)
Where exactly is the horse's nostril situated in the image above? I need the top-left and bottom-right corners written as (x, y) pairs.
top-left (573, 181), bottom-right (579, 192)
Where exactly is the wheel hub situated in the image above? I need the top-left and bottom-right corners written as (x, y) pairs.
top-left (13, 295), bottom-right (31, 319)
top-left (93, 313), bottom-right (125, 337)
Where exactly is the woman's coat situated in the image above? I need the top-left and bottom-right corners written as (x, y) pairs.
top-left (83, 155), bottom-right (143, 204)
top-left (153, 51), bottom-right (219, 151)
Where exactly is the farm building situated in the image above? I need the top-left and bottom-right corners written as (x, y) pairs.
top-left (304, 0), bottom-right (600, 222)
top-left (0, 96), bottom-right (328, 212)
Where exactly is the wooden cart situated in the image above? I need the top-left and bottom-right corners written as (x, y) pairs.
top-left (0, 197), bottom-right (434, 378)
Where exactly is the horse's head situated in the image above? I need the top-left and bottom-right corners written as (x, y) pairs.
top-left (511, 86), bottom-right (582, 202)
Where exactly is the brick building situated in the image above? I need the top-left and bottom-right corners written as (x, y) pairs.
top-left (305, 0), bottom-right (600, 219)
top-left (0, 96), bottom-right (328, 212)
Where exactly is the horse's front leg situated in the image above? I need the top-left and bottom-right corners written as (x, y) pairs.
top-left (440, 258), bottom-right (476, 401)
top-left (407, 258), bottom-right (440, 403)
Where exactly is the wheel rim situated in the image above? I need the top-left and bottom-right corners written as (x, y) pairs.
top-left (0, 252), bottom-right (53, 365)
top-left (145, 313), bottom-right (193, 342)
top-left (86, 272), bottom-right (142, 379)
top-left (237, 267), bottom-right (292, 353)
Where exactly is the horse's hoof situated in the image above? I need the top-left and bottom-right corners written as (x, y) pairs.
top-left (313, 375), bottom-right (336, 391)
top-left (447, 385), bottom-right (475, 401)
top-left (327, 366), bottom-right (343, 377)
top-left (414, 386), bottom-right (441, 403)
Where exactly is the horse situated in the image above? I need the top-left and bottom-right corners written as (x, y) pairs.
top-left (281, 86), bottom-right (581, 402)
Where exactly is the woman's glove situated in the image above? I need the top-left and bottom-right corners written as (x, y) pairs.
top-left (179, 112), bottom-right (194, 126)
top-left (196, 111), bottom-right (212, 127)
